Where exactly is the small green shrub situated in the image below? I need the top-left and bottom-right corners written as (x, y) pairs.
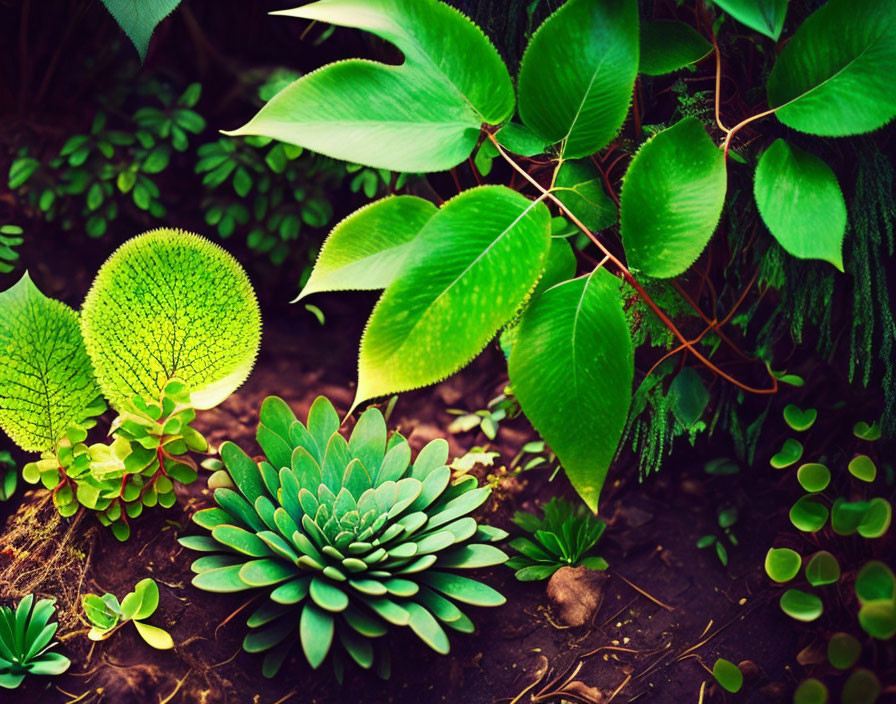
top-left (0, 595), bottom-right (70, 689)
top-left (506, 497), bottom-right (608, 580)
top-left (181, 396), bottom-right (507, 678)
top-left (83, 578), bottom-right (174, 650)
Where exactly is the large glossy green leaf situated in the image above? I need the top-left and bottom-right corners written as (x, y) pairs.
top-left (713, 0), bottom-right (788, 40)
top-left (766, 0), bottom-right (896, 136)
top-left (754, 139), bottom-right (846, 271)
top-left (101, 0), bottom-right (182, 61)
top-left (296, 196), bottom-right (436, 301)
top-left (621, 117), bottom-right (727, 278)
top-left (518, 0), bottom-right (638, 158)
top-left (508, 270), bottom-right (633, 511)
top-left (639, 20), bottom-right (711, 75)
top-left (355, 186), bottom-right (551, 407)
top-left (226, 0), bottom-right (514, 172)
top-left (0, 274), bottom-right (102, 452)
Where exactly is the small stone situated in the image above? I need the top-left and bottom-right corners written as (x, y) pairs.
top-left (546, 565), bottom-right (609, 627)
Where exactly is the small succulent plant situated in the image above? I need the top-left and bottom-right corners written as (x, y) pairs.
top-left (181, 396), bottom-right (508, 679)
top-left (82, 578), bottom-right (174, 650)
top-left (0, 595), bottom-right (70, 689)
top-left (506, 497), bottom-right (608, 581)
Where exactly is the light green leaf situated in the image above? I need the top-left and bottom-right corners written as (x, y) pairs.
top-left (494, 122), bottom-right (551, 157)
top-left (780, 588), bottom-right (823, 622)
top-left (754, 140), bottom-right (845, 270)
top-left (764, 547), bottom-right (801, 583)
top-left (0, 274), bottom-right (103, 452)
top-left (354, 186), bottom-right (550, 407)
top-left (133, 620), bottom-right (174, 649)
top-left (509, 270), bottom-right (633, 511)
top-left (620, 117), bottom-right (727, 278)
top-left (100, 0), bottom-right (182, 61)
top-left (225, 0), bottom-right (514, 172)
top-left (639, 20), bottom-right (711, 75)
top-left (552, 161), bottom-right (617, 232)
top-left (712, 658), bottom-right (743, 694)
top-left (518, 0), bottom-right (638, 158)
top-left (713, 0), bottom-right (788, 40)
top-left (296, 196), bottom-right (436, 301)
top-left (766, 0), bottom-right (896, 136)
top-left (300, 603), bottom-right (334, 669)
top-left (81, 229), bottom-right (261, 410)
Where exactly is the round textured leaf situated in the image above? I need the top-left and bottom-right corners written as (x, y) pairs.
top-left (517, 0), bottom-right (638, 158)
top-left (841, 669), bottom-right (881, 704)
top-left (827, 632), bottom-right (861, 670)
top-left (848, 455), bottom-right (877, 482)
top-left (713, 0), bottom-right (788, 40)
top-left (764, 547), bottom-right (801, 583)
top-left (780, 589), bottom-right (823, 622)
top-left (857, 599), bottom-right (896, 640)
top-left (805, 551), bottom-right (840, 587)
top-left (766, 0), bottom-right (896, 136)
top-left (782, 403), bottom-right (818, 432)
top-left (790, 495), bottom-right (828, 532)
top-left (771, 438), bottom-right (803, 468)
top-left (755, 140), bottom-right (846, 271)
top-left (639, 20), bottom-right (711, 75)
top-left (797, 463), bottom-right (831, 493)
top-left (857, 498), bottom-right (891, 539)
top-left (620, 117), bottom-right (727, 278)
top-left (81, 229), bottom-right (260, 410)
top-left (508, 270), bottom-right (633, 511)
top-left (794, 678), bottom-right (829, 704)
top-left (296, 196), bottom-right (437, 301)
top-left (355, 186), bottom-right (550, 407)
top-left (855, 561), bottom-right (895, 604)
top-left (712, 658), bottom-right (743, 693)
top-left (226, 0), bottom-right (514, 171)
top-left (0, 274), bottom-right (103, 452)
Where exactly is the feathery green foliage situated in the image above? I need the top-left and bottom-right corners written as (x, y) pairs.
top-left (181, 396), bottom-right (507, 678)
top-left (506, 497), bottom-right (608, 581)
top-left (0, 595), bottom-right (70, 689)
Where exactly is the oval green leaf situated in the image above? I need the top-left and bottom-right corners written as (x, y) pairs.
top-left (133, 620), bottom-right (174, 650)
top-left (780, 588), bottom-right (823, 622)
top-left (509, 270), bottom-right (633, 511)
top-left (794, 678), bottom-right (829, 704)
top-left (639, 20), bottom-right (711, 75)
top-left (827, 632), bottom-right (861, 670)
top-left (858, 599), bottom-right (896, 640)
top-left (621, 117), bottom-right (727, 278)
top-left (764, 547), bottom-right (801, 583)
top-left (805, 551), bottom-right (840, 587)
top-left (225, 0), bottom-right (514, 171)
top-left (712, 658), bottom-right (743, 693)
top-left (841, 668), bottom-right (881, 704)
top-left (855, 561), bottom-right (895, 604)
top-left (857, 498), bottom-right (891, 539)
top-left (848, 455), bottom-right (877, 482)
top-left (797, 463), bottom-right (831, 493)
top-left (355, 186), bottom-right (550, 407)
top-left (755, 140), bottom-right (846, 271)
top-left (517, 0), bottom-right (638, 158)
top-left (766, 0), bottom-right (896, 136)
top-left (790, 495), bottom-right (828, 533)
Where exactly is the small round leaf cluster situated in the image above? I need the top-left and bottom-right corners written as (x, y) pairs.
top-left (181, 396), bottom-right (508, 678)
top-left (0, 595), bottom-right (70, 689)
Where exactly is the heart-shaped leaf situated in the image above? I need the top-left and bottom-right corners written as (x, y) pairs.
top-left (771, 438), bottom-right (803, 468)
top-left (790, 495), bottom-right (828, 532)
top-left (225, 0), bottom-right (514, 171)
top-left (296, 196), bottom-right (437, 301)
top-left (755, 140), bottom-right (846, 271)
top-left (764, 547), bottom-right (801, 583)
top-left (509, 270), bottom-right (633, 512)
top-left (355, 186), bottom-right (551, 406)
top-left (713, 0), bottom-right (788, 40)
top-left (517, 0), bottom-right (639, 158)
top-left (805, 551), bottom-right (840, 586)
top-left (766, 0), bottom-right (896, 136)
top-left (780, 589), bottom-right (823, 622)
top-left (639, 20), bottom-right (711, 75)
top-left (797, 463), bottom-right (830, 493)
top-left (782, 403), bottom-right (818, 432)
top-left (621, 117), bottom-right (727, 278)
top-left (853, 421), bottom-right (881, 441)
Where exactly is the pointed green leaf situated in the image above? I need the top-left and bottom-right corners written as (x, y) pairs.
top-left (518, 0), bottom-right (638, 158)
top-left (191, 564), bottom-right (250, 593)
top-left (767, 0), bottom-right (896, 136)
top-left (509, 270), bottom-right (632, 511)
top-left (300, 603), bottom-right (334, 669)
top-left (100, 0), bottom-right (182, 61)
top-left (405, 602), bottom-right (450, 654)
top-left (755, 140), bottom-right (846, 270)
top-left (713, 0), bottom-right (787, 40)
top-left (220, 442), bottom-right (266, 504)
top-left (0, 274), bottom-right (103, 452)
top-left (133, 620), bottom-right (174, 650)
top-left (420, 571), bottom-right (505, 607)
top-left (621, 117), bottom-right (727, 278)
top-left (639, 20), bottom-right (711, 75)
top-left (437, 544), bottom-right (507, 569)
top-left (226, 0), bottom-right (513, 171)
top-left (355, 186), bottom-right (550, 406)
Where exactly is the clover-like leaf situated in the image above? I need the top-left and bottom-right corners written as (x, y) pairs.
top-left (621, 117), bottom-right (727, 278)
top-left (0, 274), bottom-right (103, 452)
top-left (766, 0), bottom-right (896, 136)
top-left (81, 229), bottom-right (261, 410)
top-left (517, 0), bottom-right (638, 158)
top-left (755, 140), bottom-right (846, 271)
top-left (225, 0), bottom-right (514, 172)
top-left (509, 270), bottom-right (632, 511)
